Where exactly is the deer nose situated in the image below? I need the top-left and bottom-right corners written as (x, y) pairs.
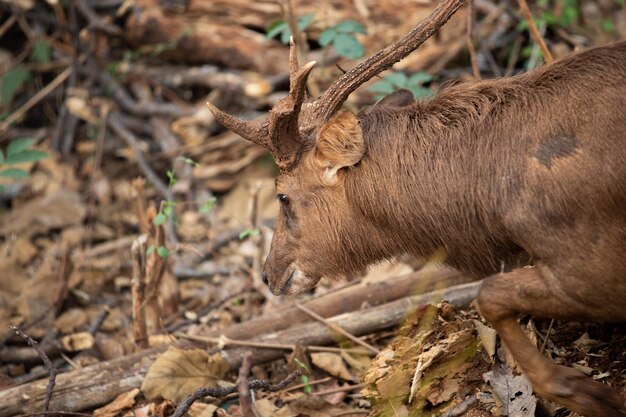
top-left (261, 272), bottom-right (269, 286)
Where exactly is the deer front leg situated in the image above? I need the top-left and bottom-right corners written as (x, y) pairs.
top-left (476, 267), bottom-right (625, 416)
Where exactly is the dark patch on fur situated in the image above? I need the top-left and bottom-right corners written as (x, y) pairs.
top-left (536, 135), bottom-right (579, 168)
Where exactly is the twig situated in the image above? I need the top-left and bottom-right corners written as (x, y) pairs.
top-left (170, 370), bottom-right (301, 417)
top-left (107, 113), bottom-right (173, 200)
top-left (312, 383), bottom-right (365, 397)
top-left (0, 14), bottom-right (16, 38)
top-left (440, 394), bottom-right (478, 417)
top-left (517, 0), bottom-right (554, 63)
top-left (466, 0), bottom-right (481, 80)
top-left (15, 412), bottom-right (92, 417)
top-left (237, 353), bottom-right (257, 417)
top-left (73, 0), bottom-right (121, 35)
top-left (164, 288), bottom-right (252, 332)
top-left (9, 326), bottom-right (57, 413)
top-left (174, 333), bottom-right (371, 355)
top-left (90, 63), bottom-right (190, 117)
top-left (131, 238), bottom-right (149, 349)
top-left (539, 319), bottom-right (554, 355)
top-left (295, 303), bottom-right (380, 354)
top-left (0, 67), bottom-right (72, 133)
top-left (87, 308), bottom-right (110, 335)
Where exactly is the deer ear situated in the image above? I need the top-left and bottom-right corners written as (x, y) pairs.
top-left (315, 110), bottom-right (365, 185)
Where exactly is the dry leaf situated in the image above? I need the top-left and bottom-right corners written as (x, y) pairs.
top-left (188, 403), bottom-right (219, 417)
top-left (0, 190), bottom-right (86, 236)
top-left (253, 398), bottom-right (280, 417)
top-left (93, 388), bottom-right (140, 417)
top-left (62, 332), bottom-right (95, 352)
top-left (141, 347), bottom-right (230, 403)
top-left (474, 319), bottom-right (497, 357)
top-left (311, 352), bottom-right (354, 381)
top-left (55, 308), bottom-right (88, 334)
top-left (484, 362), bottom-right (536, 417)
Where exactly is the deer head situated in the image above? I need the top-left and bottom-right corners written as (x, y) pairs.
top-left (207, 0), bottom-right (465, 295)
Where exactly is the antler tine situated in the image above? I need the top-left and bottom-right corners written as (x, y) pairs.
top-left (309, 0), bottom-right (465, 125)
top-left (206, 101), bottom-right (271, 149)
top-left (288, 37), bottom-right (299, 94)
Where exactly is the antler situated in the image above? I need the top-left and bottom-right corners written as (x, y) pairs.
top-left (303, 0), bottom-right (466, 128)
top-left (207, 0), bottom-right (464, 168)
top-left (207, 38), bottom-right (315, 170)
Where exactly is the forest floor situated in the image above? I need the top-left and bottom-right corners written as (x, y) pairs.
top-left (0, 0), bottom-right (625, 416)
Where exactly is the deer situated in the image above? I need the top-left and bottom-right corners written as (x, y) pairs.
top-left (206, 0), bottom-right (626, 414)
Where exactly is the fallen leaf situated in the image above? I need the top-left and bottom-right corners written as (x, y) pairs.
top-left (253, 398), bottom-right (280, 417)
top-left (93, 388), bottom-right (140, 417)
top-left (0, 190), bottom-right (86, 236)
top-left (55, 308), bottom-right (88, 334)
top-left (62, 332), bottom-right (95, 352)
top-left (474, 319), bottom-right (497, 357)
top-left (188, 403), bottom-right (218, 417)
top-left (141, 347), bottom-right (230, 403)
top-left (484, 362), bottom-right (536, 417)
top-left (311, 352), bottom-right (354, 381)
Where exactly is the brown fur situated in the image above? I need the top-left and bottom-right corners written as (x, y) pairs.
top-left (261, 42), bottom-right (626, 415)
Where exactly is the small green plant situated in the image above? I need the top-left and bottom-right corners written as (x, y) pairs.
top-left (516, 0), bottom-right (579, 32)
top-left (146, 244), bottom-right (169, 259)
top-left (1, 40), bottom-right (51, 112)
top-left (239, 228), bottom-right (260, 240)
top-left (199, 197), bottom-right (217, 214)
top-left (0, 138), bottom-right (48, 181)
top-left (319, 20), bottom-right (367, 60)
top-left (265, 13), bottom-right (315, 44)
top-left (293, 358), bottom-right (312, 394)
top-left (368, 72), bottom-right (433, 101)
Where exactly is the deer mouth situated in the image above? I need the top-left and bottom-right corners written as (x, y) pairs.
top-left (270, 266), bottom-right (297, 296)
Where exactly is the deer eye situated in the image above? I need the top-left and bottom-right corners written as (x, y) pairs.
top-left (278, 194), bottom-right (290, 205)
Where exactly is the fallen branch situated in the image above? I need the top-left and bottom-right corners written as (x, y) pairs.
top-left (170, 369), bottom-right (301, 417)
top-left (9, 326), bottom-right (57, 414)
top-left (217, 281), bottom-right (482, 368)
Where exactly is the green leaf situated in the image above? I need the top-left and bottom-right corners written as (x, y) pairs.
top-left (615, 0), bottom-right (625, 6)
top-left (600, 19), bottom-right (614, 33)
top-left (332, 19), bottom-right (367, 35)
top-left (156, 245), bottom-right (169, 259)
top-left (177, 156), bottom-right (199, 167)
top-left (199, 197), bottom-right (217, 214)
top-left (385, 72), bottom-right (409, 87)
top-left (146, 245), bottom-right (156, 256)
top-left (319, 29), bottom-right (336, 46)
top-left (0, 168), bottom-right (30, 179)
top-left (239, 228), bottom-right (260, 240)
top-left (294, 358), bottom-right (310, 372)
top-left (298, 13), bottom-right (315, 31)
top-left (265, 20), bottom-right (288, 41)
top-left (154, 212), bottom-right (167, 226)
top-left (410, 86), bottom-right (433, 99)
top-left (167, 170), bottom-right (177, 186)
top-left (5, 150), bottom-right (48, 165)
top-left (0, 149), bottom-right (4, 164)
top-left (368, 79), bottom-right (395, 94)
top-left (7, 138), bottom-right (36, 157)
top-left (31, 41), bottom-right (51, 63)
top-left (300, 375), bottom-right (312, 393)
top-left (1, 67), bottom-right (31, 105)
top-left (280, 27), bottom-right (292, 44)
top-left (333, 33), bottom-right (364, 59)
top-left (408, 72), bottom-right (434, 85)
top-left (163, 206), bottom-right (173, 217)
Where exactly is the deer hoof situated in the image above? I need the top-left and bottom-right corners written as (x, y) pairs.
top-left (537, 364), bottom-right (625, 417)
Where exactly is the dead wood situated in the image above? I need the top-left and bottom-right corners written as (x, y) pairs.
top-left (218, 281), bottom-right (481, 368)
top-left (0, 268), bottom-right (472, 415)
top-left (209, 267), bottom-right (471, 340)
